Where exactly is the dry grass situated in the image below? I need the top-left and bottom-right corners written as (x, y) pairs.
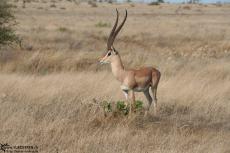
top-left (0, 1), bottom-right (230, 153)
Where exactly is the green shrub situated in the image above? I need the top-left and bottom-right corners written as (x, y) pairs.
top-left (58, 27), bottom-right (69, 32)
top-left (116, 101), bottom-right (129, 115)
top-left (102, 101), bottom-right (112, 113)
top-left (95, 21), bottom-right (110, 28)
top-left (0, 0), bottom-right (18, 47)
top-left (135, 100), bottom-right (143, 110)
top-left (102, 100), bottom-right (144, 116)
top-left (149, 0), bottom-right (164, 5)
top-left (149, 1), bottom-right (160, 5)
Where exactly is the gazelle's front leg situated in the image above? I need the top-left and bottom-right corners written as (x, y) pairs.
top-left (122, 90), bottom-right (129, 109)
top-left (129, 90), bottom-right (135, 116)
top-left (121, 85), bottom-right (130, 107)
top-left (122, 90), bottom-right (128, 100)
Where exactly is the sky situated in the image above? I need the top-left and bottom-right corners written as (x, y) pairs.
top-left (117, 0), bottom-right (230, 3)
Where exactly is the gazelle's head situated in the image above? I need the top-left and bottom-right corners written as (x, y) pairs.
top-left (99, 9), bottom-right (127, 64)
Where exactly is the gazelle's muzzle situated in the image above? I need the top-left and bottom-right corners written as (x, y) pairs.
top-left (99, 57), bottom-right (108, 64)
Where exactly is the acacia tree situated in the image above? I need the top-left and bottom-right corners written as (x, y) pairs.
top-left (158, 0), bottom-right (164, 3)
top-left (0, 0), bottom-right (18, 47)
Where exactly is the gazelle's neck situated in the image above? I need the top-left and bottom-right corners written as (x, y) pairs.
top-left (110, 55), bottom-right (125, 82)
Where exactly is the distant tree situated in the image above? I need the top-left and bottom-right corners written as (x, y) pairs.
top-left (157, 0), bottom-right (164, 3)
top-left (188, 0), bottom-right (200, 3)
top-left (149, 0), bottom-right (164, 5)
top-left (0, 0), bottom-right (18, 47)
top-left (98, 0), bottom-right (117, 3)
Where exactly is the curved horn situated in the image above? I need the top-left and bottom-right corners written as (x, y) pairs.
top-left (110, 9), bottom-right (127, 47)
top-left (107, 9), bottom-right (119, 50)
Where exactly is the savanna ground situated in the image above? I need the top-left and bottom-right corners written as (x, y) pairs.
top-left (0, 0), bottom-right (230, 153)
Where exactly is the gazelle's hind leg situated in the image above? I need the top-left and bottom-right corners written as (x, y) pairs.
top-left (151, 69), bottom-right (161, 115)
top-left (151, 87), bottom-right (157, 115)
top-left (143, 88), bottom-right (153, 116)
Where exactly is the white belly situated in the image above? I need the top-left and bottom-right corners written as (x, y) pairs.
top-left (121, 85), bottom-right (130, 91)
top-left (133, 86), bottom-right (149, 92)
top-left (121, 85), bottom-right (149, 92)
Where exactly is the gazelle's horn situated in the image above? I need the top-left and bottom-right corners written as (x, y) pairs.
top-left (107, 9), bottom-right (119, 50)
top-left (110, 9), bottom-right (127, 48)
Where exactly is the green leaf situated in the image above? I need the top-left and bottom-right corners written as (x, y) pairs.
top-left (135, 100), bottom-right (143, 110)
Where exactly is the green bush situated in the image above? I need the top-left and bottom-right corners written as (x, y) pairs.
top-left (95, 21), bottom-right (110, 28)
top-left (116, 101), bottom-right (129, 115)
top-left (135, 100), bottom-right (143, 110)
top-left (102, 100), bottom-right (144, 116)
top-left (149, 0), bottom-right (164, 5)
top-left (58, 27), bottom-right (69, 32)
top-left (102, 101), bottom-right (112, 113)
top-left (0, 0), bottom-right (18, 47)
top-left (149, 1), bottom-right (160, 5)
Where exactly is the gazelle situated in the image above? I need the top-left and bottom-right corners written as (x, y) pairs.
top-left (99, 9), bottom-right (161, 116)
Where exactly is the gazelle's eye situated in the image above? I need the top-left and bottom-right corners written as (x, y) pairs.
top-left (108, 52), bottom-right (111, 56)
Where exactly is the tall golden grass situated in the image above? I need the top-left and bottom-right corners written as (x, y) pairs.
top-left (0, 1), bottom-right (230, 153)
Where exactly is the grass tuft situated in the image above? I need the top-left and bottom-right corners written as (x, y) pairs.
top-left (58, 27), bottom-right (69, 32)
top-left (95, 21), bottom-right (111, 28)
